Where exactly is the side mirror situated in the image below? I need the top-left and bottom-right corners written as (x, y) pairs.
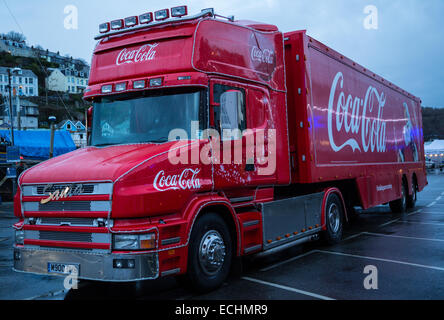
top-left (220, 90), bottom-right (243, 136)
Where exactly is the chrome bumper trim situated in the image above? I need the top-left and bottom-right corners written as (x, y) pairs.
top-left (13, 247), bottom-right (159, 282)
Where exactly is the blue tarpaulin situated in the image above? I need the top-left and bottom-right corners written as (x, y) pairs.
top-left (0, 130), bottom-right (76, 160)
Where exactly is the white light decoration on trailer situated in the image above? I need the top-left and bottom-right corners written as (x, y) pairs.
top-left (171, 6), bottom-right (188, 17)
top-left (111, 19), bottom-right (124, 30)
top-left (125, 16), bottom-right (138, 27)
top-left (139, 12), bottom-right (153, 24)
top-left (154, 9), bottom-right (169, 21)
top-left (99, 22), bottom-right (110, 33)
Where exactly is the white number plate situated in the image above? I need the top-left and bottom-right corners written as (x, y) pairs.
top-left (47, 262), bottom-right (79, 275)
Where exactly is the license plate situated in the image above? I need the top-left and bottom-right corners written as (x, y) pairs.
top-left (47, 262), bottom-right (79, 275)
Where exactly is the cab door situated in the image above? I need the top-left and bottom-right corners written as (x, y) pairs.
top-left (210, 79), bottom-right (277, 192)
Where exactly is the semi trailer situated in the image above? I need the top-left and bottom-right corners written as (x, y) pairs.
top-left (13, 6), bottom-right (427, 292)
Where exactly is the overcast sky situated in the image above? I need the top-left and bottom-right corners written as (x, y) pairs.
top-left (0, 0), bottom-right (442, 107)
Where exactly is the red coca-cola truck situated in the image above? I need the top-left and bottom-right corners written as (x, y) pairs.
top-left (13, 7), bottom-right (427, 292)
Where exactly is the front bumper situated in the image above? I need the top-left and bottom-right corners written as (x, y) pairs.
top-left (13, 247), bottom-right (159, 282)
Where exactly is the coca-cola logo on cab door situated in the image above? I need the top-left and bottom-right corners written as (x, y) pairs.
top-left (153, 168), bottom-right (201, 192)
top-left (116, 43), bottom-right (159, 66)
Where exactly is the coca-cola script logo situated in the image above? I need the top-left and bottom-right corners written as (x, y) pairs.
top-left (251, 46), bottom-right (274, 65)
top-left (153, 168), bottom-right (201, 192)
top-left (116, 43), bottom-right (158, 66)
top-left (328, 72), bottom-right (387, 153)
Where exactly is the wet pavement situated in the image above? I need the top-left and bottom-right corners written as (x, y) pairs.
top-left (1, 173), bottom-right (444, 300)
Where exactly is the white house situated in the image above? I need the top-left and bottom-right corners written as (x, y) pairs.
top-left (0, 67), bottom-right (38, 97)
top-left (46, 67), bottom-right (89, 94)
top-left (45, 68), bottom-right (67, 92)
top-left (0, 99), bottom-right (39, 130)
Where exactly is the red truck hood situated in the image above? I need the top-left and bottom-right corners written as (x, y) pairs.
top-left (20, 142), bottom-right (185, 185)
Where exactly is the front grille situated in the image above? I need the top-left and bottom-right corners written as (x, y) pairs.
top-left (36, 184), bottom-right (95, 195)
top-left (39, 217), bottom-right (95, 226)
top-left (39, 201), bottom-right (91, 212)
top-left (39, 231), bottom-right (92, 242)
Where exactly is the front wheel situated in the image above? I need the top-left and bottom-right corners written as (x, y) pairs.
top-left (321, 193), bottom-right (344, 245)
top-left (185, 213), bottom-right (233, 293)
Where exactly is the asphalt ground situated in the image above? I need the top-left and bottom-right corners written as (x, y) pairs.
top-left (1, 173), bottom-right (443, 300)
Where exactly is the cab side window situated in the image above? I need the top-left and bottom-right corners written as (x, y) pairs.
top-left (212, 84), bottom-right (247, 133)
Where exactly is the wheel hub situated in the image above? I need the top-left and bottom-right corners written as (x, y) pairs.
top-left (198, 230), bottom-right (226, 276)
top-left (328, 203), bottom-right (340, 233)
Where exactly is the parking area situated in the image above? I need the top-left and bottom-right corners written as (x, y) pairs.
top-left (1, 174), bottom-right (444, 300)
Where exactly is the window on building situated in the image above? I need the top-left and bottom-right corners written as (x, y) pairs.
top-left (29, 78), bottom-right (33, 84)
top-left (29, 87), bottom-right (34, 95)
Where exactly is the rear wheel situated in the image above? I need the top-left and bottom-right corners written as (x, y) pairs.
top-left (390, 180), bottom-right (408, 213)
top-left (185, 213), bottom-right (232, 293)
top-left (322, 193), bottom-right (344, 245)
top-left (407, 178), bottom-right (417, 209)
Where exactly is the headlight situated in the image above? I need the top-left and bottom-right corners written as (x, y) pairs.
top-left (15, 230), bottom-right (25, 245)
top-left (113, 233), bottom-right (156, 250)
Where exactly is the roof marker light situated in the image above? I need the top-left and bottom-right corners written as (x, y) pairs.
top-left (154, 9), bottom-right (169, 21)
top-left (99, 22), bottom-right (110, 33)
top-left (125, 16), bottom-right (138, 27)
top-left (133, 80), bottom-right (146, 89)
top-left (101, 85), bottom-right (113, 94)
top-left (149, 78), bottom-right (163, 87)
top-left (111, 19), bottom-right (124, 30)
top-left (115, 82), bottom-right (127, 92)
top-left (171, 6), bottom-right (188, 17)
top-left (139, 12), bottom-right (153, 24)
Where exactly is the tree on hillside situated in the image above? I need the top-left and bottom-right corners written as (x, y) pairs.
top-left (2, 31), bottom-right (26, 43)
top-left (422, 107), bottom-right (444, 141)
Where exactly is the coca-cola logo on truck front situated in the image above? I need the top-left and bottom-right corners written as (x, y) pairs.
top-left (153, 168), bottom-right (201, 192)
top-left (327, 71), bottom-right (387, 154)
top-left (116, 43), bottom-right (159, 66)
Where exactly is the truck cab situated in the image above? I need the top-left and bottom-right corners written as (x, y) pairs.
top-left (13, 7), bottom-right (291, 292)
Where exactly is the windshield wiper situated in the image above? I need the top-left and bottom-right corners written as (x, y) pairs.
top-left (93, 143), bottom-right (115, 147)
top-left (147, 138), bottom-right (169, 143)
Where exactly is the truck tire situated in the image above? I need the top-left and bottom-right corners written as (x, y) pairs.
top-left (390, 180), bottom-right (408, 213)
top-left (321, 193), bottom-right (344, 245)
top-left (407, 179), bottom-right (417, 209)
top-left (185, 213), bottom-right (233, 293)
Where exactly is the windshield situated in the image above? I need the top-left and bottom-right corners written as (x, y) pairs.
top-left (91, 88), bottom-right (207, 146)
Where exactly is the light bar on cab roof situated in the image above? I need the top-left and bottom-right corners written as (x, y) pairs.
top-left (96, 7), bottom-right (215, 40)
top-left (171, 6), bottom-right (188, 17)
top-left (99, 22), bottom-right (110, 33)
top-left (125, 16), bottom-right (138, 27)
top-left (111, 19), bottom-right (124, 30)
top-left (139, 12), bottom-right (153, 24)
top-left (154, 9), bottom-right (169, 21)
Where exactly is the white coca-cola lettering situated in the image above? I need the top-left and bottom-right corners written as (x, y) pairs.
top-left (251, 46), bottom-right (274, 65)
top-left (153, 168), bottom-right (201, 192)
top-left (116, 43), bottom-right (158, 66)
top-left (327, 72), bottom-right (387, 153)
